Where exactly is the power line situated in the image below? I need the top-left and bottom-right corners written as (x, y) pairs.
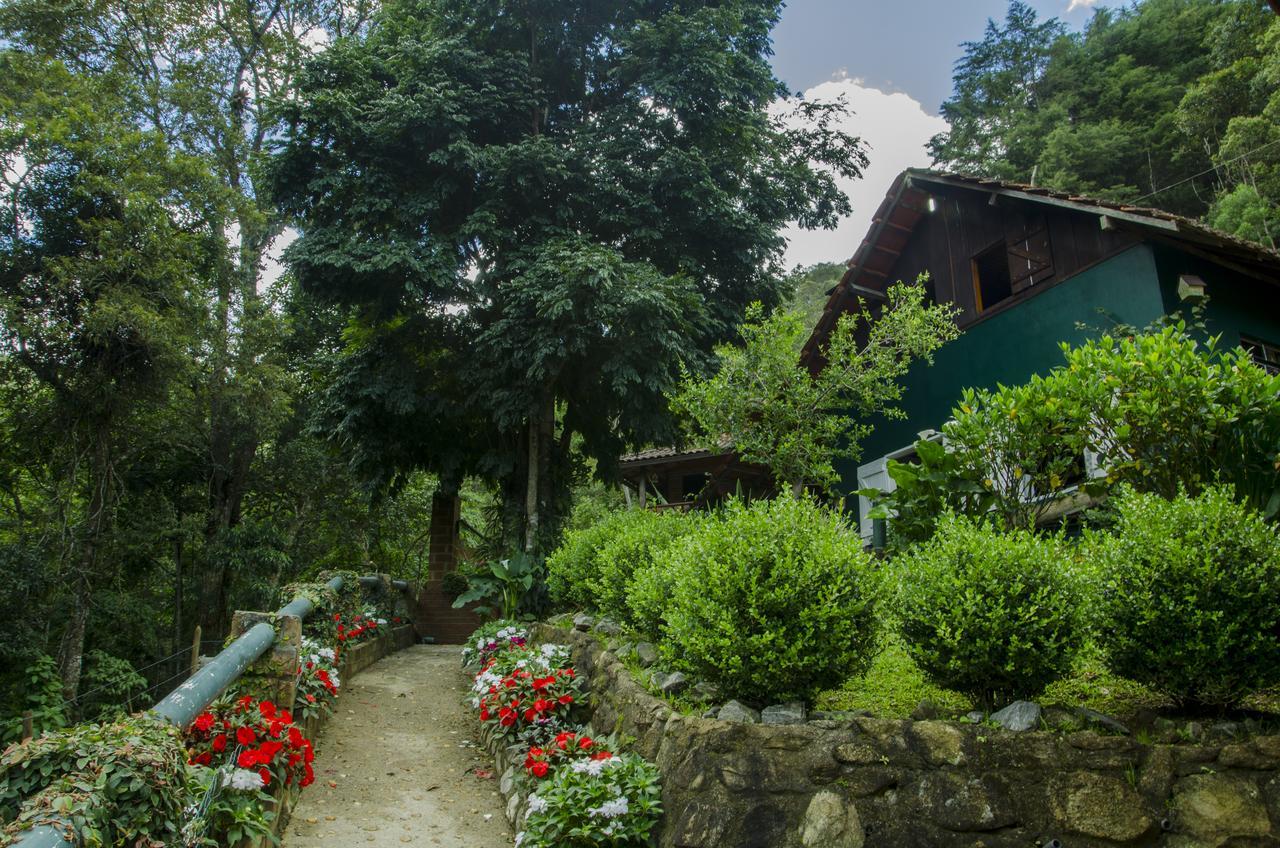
top-left (1131, 137), bottom-right (1280, 205)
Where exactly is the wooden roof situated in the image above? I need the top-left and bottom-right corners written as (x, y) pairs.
top-left (800, 169), bottom-right (1280, 366)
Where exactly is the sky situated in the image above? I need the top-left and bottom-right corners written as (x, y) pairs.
top-left (772, 0), bottom-right (1101, 268)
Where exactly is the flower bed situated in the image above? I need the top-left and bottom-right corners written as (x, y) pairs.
top-left (463, 623), bottom-right (662, 848)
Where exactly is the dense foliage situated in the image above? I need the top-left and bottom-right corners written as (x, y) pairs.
top-left (270, 0), bottom-right (868, 554)
top-left (673, 279), bottom-right (958, 493)
top-left (547, 510), bottom-right (694, 631)
top-left (896, 517), bottom-right (1086, 707)
top-left (931, 0), bottom-right (1279, 244)
top-left (1087, 487), bottom-right (1280, 708)
top-left (659, 497), bottom-right (881, 703)
top-left (867, 318), bottom-right (1280, 539)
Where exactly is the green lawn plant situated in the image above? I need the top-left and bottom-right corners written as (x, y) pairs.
top-left (660, 496), bottom-right (881, 703)
top-left (896, 516), bottom-right (1087, 708)
top-left (1087, 486), bottom-right (1280, 709)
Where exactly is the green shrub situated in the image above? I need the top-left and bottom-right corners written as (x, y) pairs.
top-left (1088, 486), bottom-right (1280, 708)
top-left (896, 516), bottom-right (1086, 707)
top-left (546, 511), bottom-right (632, 610)
top-left (627, 553), bottom-right (674, 640)
top-left (661, 496), bottom-right (881, 703)
top-left (595, 511), bottom-right (695, 629)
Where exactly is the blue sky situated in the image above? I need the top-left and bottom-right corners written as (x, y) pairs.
top-left (771, 0), bottom-right (1100, 266)
top-left (772, 0), bottom-right (1097, 112)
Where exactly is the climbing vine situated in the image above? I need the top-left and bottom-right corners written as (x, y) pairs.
top-left (0, 715), bottom-right (192, 847)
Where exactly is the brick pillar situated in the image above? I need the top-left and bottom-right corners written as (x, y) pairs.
top-left (428, 491), bottom-right (461, 580)
top-left (414, 491), bottom-right (483, 643)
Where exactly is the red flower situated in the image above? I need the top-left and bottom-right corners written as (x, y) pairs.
top-left (193, 712), bottom-right (215, 733)
top-left (307, 693), bottom-right (317, 703)
top-left (288, 727), bottom-right (304, 747)
top-left (259, 701), bottom-right (277, 720)
top-left (558, 694), bottom-right (574, 705)
top-left (237, 750), bottom-right (258, 768)
top-left (259, 767), bottom-right (272, 787)
top-left (269, 721), bottom-right (285, 738)
top-left (591, 751), bottom-right (613, 761)
top-left (212, 734), bottom-right (228, 753)
top-left (194, 751), bottom-right (212, 766)
top-left (302, 763), bottom-right (315, 786)
top-left (579, 736), bottom-right (594, 750)
top-left (531, 761), bottom-right (548, 778)
top-left (236, 726), bottom-right (257, 746)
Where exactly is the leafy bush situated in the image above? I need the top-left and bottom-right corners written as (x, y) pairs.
top-left (517, 752), bottom-right (662, 848)
top-left (1087, 486), bottom-right (1280, 707)
top-left (660, 496), bottom-right (881, 703)
top-left (0, 715), bottom-right (192, 846)
top-left (594, 510), bottom-right (694, 629)
top-left (866, 321), bottom-right (1280, 541)
top-left (1060, 326), bottom-right (1280, 515)
top-left (896, 516), bottom-right (1086, 707)
top-left (546, 511), bottom-right (634, 611)
top-left (546, 508), bottom-right (688, 620)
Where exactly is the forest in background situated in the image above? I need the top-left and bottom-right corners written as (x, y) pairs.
top-left (931, 0), bottom-right (1280, 247)
top-left (0, 0), bottom-right (1277, 740)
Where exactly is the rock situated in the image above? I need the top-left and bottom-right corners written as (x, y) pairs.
top-left (634, 641), bottom-right (659, 667)
top-left (717, 700), bottom-right (761, 724)
top-left (613, 640), bottom-right (634, 660)
top-left (572, 612), bottom-right (595, 631)
top-left (962, 710), bottom-right (986, 724)
top-left (1041, 705), bottom-right (1080, 731)
top-left (690, 681), bottom-right (722, 703)
top-left (761, 702), bottom-right (808, 725)
top-left (909, 699), bottom-right (939, 721)
top-left (701, 707), bottom-right (718, 719)
top-left (1048, 772), bottom-right (1152, 841)
top-left (1209, 721), bottom-right (1240, 740)
top-left (833, 741), bottom-right (882, 765)
top-left (1077, 707), bottom-right (1129, 736)
top-left (657, 670), bottom-right (690, 696)
top-left (594, 617), bottom-right (622, 636)
top-left (800, 791), bottom-right (865, 848)
top-left (916, 773), bottom-right (1016, 832)
top-left (990, 700), bottom-right (1041, 732)
top-left (1171, 774), bottom-right (1270, 845)
top-left (911, 721), bottom-right (966, 766)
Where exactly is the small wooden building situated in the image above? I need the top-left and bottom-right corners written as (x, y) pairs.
top-left (617, 446), bottom-right (773, 511)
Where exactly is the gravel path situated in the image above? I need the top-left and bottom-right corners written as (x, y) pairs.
top-left (283, 645), bottom-right (513, 848)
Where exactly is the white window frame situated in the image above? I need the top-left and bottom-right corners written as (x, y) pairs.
top-left (856, 430), bottom-right (944, 543)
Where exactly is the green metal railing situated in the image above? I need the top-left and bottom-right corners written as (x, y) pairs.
top-left (11, 574), bottom-right (412, 848)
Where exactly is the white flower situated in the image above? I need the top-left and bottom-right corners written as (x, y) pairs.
top-left (588, 795), bottom-right (629, 819)
top-left (224, 768), bottom-right (265, 791)
top-left (526, 794), bottom-right (548, 815)
top-left (514, 832), bottom-right (525, 847)
top-left (570, 758), bottom-right (611, 777)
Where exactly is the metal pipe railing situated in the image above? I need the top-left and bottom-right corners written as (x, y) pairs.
top-left (10, 573), bottom-right (412, 848)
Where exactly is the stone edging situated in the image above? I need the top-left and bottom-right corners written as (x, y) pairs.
top-left (533, 624), bottom-right (1280, 848)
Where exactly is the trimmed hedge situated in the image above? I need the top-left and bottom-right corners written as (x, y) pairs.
top-left (660, 496), bottom-right (881, 703)
top-left (1088, 486), bottom-right (1280, 708)
top-left (896, 516), bottom-right (1086, 707)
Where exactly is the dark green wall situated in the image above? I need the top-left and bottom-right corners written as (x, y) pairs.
top-left (839, 244), bottom-right (1168, 497)
top-left (1151, 243), bottom-right (1280, 349)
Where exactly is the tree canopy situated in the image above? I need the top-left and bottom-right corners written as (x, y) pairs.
top-left (271, 0), bottom-right (868, 550)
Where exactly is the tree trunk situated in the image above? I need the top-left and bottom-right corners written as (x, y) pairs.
top-left (56, 575), bottom-right (90, 707)
top-left (524, 416), bottom-right (540, 553)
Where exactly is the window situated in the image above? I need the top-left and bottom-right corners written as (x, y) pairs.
top-left (1242, 336), bottom-right (1280, 375)
top-left (972, 241), bottom-right (1013, 311)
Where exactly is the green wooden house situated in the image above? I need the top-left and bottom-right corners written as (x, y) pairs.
top-left (802, 169), bottom-right (1280, 541)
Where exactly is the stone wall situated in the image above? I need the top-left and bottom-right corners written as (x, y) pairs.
top-left (531, 625), bottom-right (1280, 848)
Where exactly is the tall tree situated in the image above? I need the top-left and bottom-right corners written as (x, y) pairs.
top-left (0, 54), bottom-right (212, 698)
top-left (271, 0), bottom-right (868, 552)
top-left (0, 0), bottom-right (380, 633)
top-left (929, 0), bottom-right (1275, 223)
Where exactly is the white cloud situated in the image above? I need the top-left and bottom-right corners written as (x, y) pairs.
top-left (1066, 0), bottom-right (1100, 12)
top-left (779, 74), bottom-right (948, 269)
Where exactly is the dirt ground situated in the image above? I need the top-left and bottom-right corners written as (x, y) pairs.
top-left (283, 645), bottom-right (514, 848)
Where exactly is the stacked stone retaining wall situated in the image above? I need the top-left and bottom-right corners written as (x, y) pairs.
top-left (528, 624), bottom-right (1280, 848)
